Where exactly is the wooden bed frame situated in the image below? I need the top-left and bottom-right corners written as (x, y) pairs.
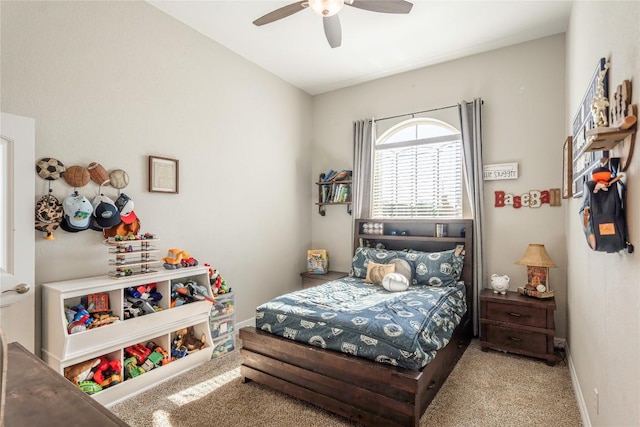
top-left (240, 219), bottom-right (474, 427)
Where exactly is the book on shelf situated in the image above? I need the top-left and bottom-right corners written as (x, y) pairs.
top-left (321, 169), bottom-right (352, 182)
top-left (321, 185), bottom-right (329, 203)
top-left (332, 184), bottom-right (348, 202)
top-left (342, 185), bottom-right (351, 202)
top-left (321, 169), bottom-right (336, 182)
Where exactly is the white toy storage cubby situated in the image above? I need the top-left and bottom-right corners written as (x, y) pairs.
top-left (41, 266), bottom-right (213, 406)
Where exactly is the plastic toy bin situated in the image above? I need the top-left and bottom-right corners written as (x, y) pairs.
top-left (210, 318), bottom-right (234, 339)
top-left (212, 336), bottom-right (235, 359)
top-left (210, 298), bottom-right (234, 319)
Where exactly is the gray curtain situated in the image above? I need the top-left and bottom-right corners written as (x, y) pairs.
top-left (352, 119), bottom-right (375, 249)
top-left (459, 98), bottom-right (485, 336)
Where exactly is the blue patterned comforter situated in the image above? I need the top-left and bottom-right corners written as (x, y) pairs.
top-left (255, 276), bottom-right (467, 370)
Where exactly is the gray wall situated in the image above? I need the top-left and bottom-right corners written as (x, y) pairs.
top-left (311, 34), bottom-right (569, 338)
top-left (566, 2), bottom-right (640, 425)
top-left (1, 1), bottom-right (313, 332)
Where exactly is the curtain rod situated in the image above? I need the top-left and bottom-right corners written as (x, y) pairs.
top-left (370, 100), bottom-right (483, 123)
top-left (370, 104), bottom-right (459, 123)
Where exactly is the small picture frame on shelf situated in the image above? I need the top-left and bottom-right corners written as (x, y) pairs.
top-left (148, 156), bottom-right (179, 194)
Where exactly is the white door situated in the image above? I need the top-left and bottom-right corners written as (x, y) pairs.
top-left (0, 113), bottom-right (35, 353)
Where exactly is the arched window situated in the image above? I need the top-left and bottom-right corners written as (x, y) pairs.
top-left (372, 118), bottom-right (462, 218)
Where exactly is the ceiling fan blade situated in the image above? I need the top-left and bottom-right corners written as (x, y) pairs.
top-left (347, 0), bottom-right (413, 14)
top-left (253, 1), bottom-right (308, 26)
top-left (323, 14), bottom-right (342, 48)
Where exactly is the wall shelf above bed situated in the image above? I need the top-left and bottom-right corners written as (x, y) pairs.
top-left (354, 219), bottom-right (471, 248)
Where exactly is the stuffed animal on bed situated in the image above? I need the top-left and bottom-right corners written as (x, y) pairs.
top-left (365, 262), bottom-right (395, 285)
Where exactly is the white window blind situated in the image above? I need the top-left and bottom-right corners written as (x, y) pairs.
top-left (372, 119), bottom-right (462, 218)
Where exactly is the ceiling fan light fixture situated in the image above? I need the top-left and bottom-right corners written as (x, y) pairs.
top-left (308, 0), bottom-right (344, 17)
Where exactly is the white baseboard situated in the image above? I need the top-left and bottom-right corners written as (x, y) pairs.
top-left (566, 342), bottom-right (592, 427)
top-left (236, 317), bottom-right (255, 329)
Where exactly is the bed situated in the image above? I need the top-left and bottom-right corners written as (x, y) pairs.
top-left (240, 219), bottom-right (474, 427)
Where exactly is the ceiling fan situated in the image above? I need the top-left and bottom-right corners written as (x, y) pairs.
top-left (253, 0), bottom-right (413, 48)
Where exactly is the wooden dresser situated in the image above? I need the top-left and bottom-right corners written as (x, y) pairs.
top-left (300, 270), bottom-right (348, 289)
top-left (480, 289), bottom-right (557, 365)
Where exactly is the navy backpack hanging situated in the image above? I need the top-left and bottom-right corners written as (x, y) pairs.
top-left (579, 158), bottom-right (633, 253)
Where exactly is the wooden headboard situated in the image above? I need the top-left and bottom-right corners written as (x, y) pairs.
top-left (353, 219), bottom-right (474, 328)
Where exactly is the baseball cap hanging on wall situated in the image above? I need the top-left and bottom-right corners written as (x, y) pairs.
top-left (115, 193), bottom-right (138, 224)
top-left (103, 193), bottom-right (141, 238)
top-left (60, 191), bottom-right (93, 232)
top-left (89, 195), bottom-right (121, 231)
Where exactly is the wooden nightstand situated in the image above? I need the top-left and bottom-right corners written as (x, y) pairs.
top-left (300, 271), bottom-right (348, 289)
top-left (480, 289), bottom-right (557, 365)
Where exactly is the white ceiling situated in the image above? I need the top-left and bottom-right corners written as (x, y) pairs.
top-left (148, 1), bottom-right (572, 95)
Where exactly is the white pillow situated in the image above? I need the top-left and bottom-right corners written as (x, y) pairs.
top-left (382, 273), bottom-right (409, 292)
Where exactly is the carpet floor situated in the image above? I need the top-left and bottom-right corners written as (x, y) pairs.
top-left (110, 339), bottom-right (582, 426)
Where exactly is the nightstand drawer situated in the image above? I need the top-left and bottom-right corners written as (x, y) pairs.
top-left (485, 324), bottom-right (547, 354)
top-left (485, 301), bottom-right (547, 328)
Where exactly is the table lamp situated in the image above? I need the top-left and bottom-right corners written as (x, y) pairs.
top-left (515, 243), bottom-right (557, 299)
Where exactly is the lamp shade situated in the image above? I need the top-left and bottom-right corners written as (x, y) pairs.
top-left (515, 244), bottom-right (557, 268)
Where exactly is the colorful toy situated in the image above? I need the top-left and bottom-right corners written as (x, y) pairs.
top-left (591, 166), bottom-right (624, 193)
top-left (181, 257), bottom-right (198, 267)
top-left (123, 357), bottom-right (145, 379)
top-left (140, 350), bottom-right (164, 372)
top-left (125, 343), bottom-right (151, 364)
top-left (126, 296), bottom-right (157, 315)
top-left (78, 380), bottom-right (102, 395)
top-left (209, 268), bottom-right (231, 295)
top-left (123, 300), bottom-right (142, 319)
top-left (171, 346), bottom-right (188, 359)
top-left (185, 280), bottom-right (215, 302)
top-left (88, 312), bottom-right (119, 328)
top-left (163, 249), bottom-right (198, 269)
top-left (92, 357), bottom-right (122, 388)
top-left (83, 293), bottom-right (110, 312)
top-left (66, 304), bottom-right (94, 334)
top-left (163, 249), bottom-right (189, 268)
top-left (173, 326), bottom-right (206, 353)
top-left (146, 341), bottom-right (171, 366)
top-left (171, 280), bottom-right (215, 307)
top-left (64, 358), bottom-right (101, 385)
top-left (126, 283), bottom-right (162, 301)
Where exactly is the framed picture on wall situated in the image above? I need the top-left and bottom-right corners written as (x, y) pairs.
top-left (563, 136), bottom-right (573, 199)
top-left (148, 156), bottom-right (179, 194)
